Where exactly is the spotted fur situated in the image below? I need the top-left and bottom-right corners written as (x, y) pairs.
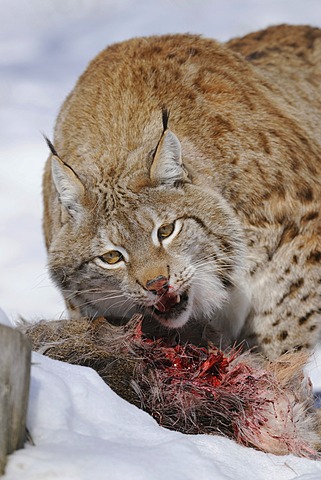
top-left (43, 25), bottom-right (321, 359)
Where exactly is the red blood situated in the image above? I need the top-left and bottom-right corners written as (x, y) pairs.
top-left (154, 291), bottom-right (180, 312)
top-left (140, 333), bottom-right (233, 394)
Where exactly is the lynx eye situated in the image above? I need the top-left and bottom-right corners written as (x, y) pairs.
top-left (158, 223), bottom-right (175, 240)
top-left (100, 250), bottom-right (123, 264)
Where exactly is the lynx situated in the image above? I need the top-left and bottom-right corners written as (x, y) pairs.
top-left (43, 25), bottom-right (321, 360)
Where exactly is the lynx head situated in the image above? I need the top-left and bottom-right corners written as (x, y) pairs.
top-left (45, 110), bottom-right (245, 331)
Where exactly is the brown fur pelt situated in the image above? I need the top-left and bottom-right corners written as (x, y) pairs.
top-left (22, 315), bottom-right (320, 458)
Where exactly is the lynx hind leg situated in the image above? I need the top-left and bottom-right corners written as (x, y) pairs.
top-left (241, 235), bottom-right (321, 360)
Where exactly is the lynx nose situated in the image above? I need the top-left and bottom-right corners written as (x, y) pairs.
top-left (146, 275), bottom-right (169, 295)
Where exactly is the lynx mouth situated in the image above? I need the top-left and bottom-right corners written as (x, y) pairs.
top-left (151, 290), bottom-right (189, 319)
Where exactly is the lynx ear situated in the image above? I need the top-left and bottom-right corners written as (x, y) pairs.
top-left (51, 156), bottom-right (85, 220)
top-left (150, 129), bottom-right (189, 186)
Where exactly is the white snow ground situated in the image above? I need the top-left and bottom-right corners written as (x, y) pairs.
top-left (1, 1), bottom-right (321, 478)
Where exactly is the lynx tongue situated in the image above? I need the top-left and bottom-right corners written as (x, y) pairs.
top-left (154, 291), bottom-right (180, 313)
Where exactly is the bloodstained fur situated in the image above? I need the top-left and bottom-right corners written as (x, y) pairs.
top-left (22, 315), bottom-right (320, 458)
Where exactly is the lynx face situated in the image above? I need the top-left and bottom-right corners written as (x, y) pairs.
top-left (47, 125), bottom-right (244, 333)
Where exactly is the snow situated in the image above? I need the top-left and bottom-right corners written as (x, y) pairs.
top-left (1, 0), bottom-right (321, 478)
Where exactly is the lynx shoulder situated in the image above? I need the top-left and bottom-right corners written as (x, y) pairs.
top-left (43, 25), bottom-right (321, 359)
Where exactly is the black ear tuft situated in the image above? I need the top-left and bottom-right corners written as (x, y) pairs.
top-left (162, 107), bottom-right (170, 132)
top-left (43, 135), bottom-right (59, 157)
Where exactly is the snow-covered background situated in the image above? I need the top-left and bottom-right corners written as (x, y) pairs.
top-left (2, 1), bottom-right (321, 478)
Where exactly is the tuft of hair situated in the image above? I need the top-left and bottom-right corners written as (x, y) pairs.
top-left (43, 135), bottom-right (59, 157)
top-left (162, 107), bottom-right (170, 132)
